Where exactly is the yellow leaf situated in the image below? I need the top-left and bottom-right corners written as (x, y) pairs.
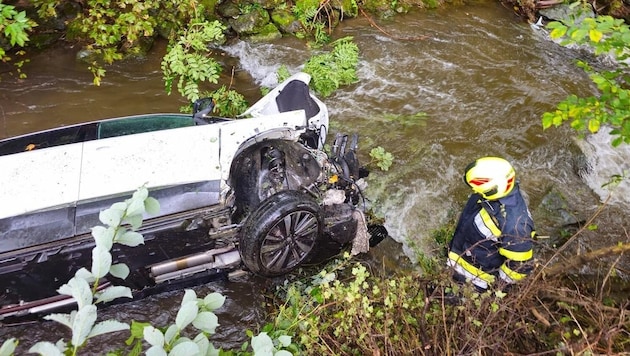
top-left (589, 29), bottom-right (603, 43)
top-left (588, 119), bottom-right (600, 133)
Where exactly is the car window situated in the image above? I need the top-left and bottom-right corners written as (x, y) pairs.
top-left (0, 124), bottom-right (97, 157)
top-left (98, 115), bottom-right (195, 139)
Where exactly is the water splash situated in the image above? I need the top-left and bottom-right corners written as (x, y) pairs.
top-left (221, 41), bottom-right (311, 87)
top-left (575, 127), bottom-right (630, 208)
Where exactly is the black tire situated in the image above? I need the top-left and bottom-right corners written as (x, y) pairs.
top-left (239, 190), bottom-right (323, 277)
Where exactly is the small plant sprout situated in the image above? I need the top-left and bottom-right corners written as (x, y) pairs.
top-left (369, 146), bottom-right (394, 171)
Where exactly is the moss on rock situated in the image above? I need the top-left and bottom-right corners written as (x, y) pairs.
top-left (271, 8), bottom-right (302, 34)
top-left (228, 6), bottom-right (271, 35)
top-left (247, 23), bottom-right (283, 41)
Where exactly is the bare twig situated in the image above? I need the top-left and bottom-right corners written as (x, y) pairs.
top-left (543, 243), bottom-right (630, 278)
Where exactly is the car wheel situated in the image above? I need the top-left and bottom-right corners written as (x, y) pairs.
top-left (239, 190), bottom-right (323, 277)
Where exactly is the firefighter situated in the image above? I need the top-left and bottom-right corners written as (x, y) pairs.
top-left (447, 157), bottom-right (535, 291)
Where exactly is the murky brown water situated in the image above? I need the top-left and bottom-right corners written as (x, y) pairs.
top-left (1, 2), bottom-right (629, 353)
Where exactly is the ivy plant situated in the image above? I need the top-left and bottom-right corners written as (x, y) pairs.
top-left (543, 14), bottom-right (630, 146)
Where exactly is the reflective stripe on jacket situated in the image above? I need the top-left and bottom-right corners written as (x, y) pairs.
top-left (448, 185), bottom-right (534, 289)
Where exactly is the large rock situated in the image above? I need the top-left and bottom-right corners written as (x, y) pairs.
top-left (246, 23), bottom-right (283, 42)
top-left (270, 8), bottom-right (301, 34)
top-left (228, 6), bottom-right (271, 35)
top-left (539, 3), bottom-right (595, 24)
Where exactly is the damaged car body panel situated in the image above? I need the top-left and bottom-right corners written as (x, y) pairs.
top-left (0, 72), bottom-right (385, 322)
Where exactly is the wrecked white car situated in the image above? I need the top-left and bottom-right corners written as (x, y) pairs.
top-left (0, 73), bottom-right (386, 322)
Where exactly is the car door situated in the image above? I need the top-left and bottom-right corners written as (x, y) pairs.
top-left (75, 115), bottom-right (223, 235)
top-left (0, 125), bottom-right (93, 254)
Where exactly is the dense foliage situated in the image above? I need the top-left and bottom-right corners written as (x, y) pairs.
top-left (261, 224), bottom-right (630, 354)
top-left (303, 37), bottom-right (360, 97)
top-left (543, 14), bottom-right (630, 146)
top-left (0, 3), bottom-right (35, 79)
top-left (161, 20), bottom-right (226, 103)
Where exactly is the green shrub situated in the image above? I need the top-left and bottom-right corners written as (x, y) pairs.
top-left (303, 36), bottom-right (359, 97)
top-left (543, 15), bottom-right (630, 146)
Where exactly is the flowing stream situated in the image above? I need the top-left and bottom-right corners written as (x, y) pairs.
top-left (1, 2), bottom-right (629, 352)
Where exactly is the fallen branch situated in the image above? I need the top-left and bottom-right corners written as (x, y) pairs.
top-left (543, 243), bottom-right (630, 278)
top-left (541, 289), bottom-right (624, 313)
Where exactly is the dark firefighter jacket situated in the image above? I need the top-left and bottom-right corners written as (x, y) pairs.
top-left (448, 184), bottom-right (535, 290)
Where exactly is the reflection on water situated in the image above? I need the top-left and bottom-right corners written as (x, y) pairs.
top-left (1, 2), bottom-right (629, 351)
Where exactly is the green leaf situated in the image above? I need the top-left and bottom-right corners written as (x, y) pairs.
top-left (109, 263), bottom-right (130, 279)
top-left (571, 28), bottom-right (588, 41)
top-left (58, 277), bottom-right (92, 309)
top-left (144, 325), bottom-right (165, 347)
top-left (95, 285), bottom-right (132, 304)
top-left (176, 301), bottom-right (199, 330)
top-left (99, 207), bottom-right (124, 227)
top-left (144, 197), bottom-right (160, 215)
top-left (0, 338), bottom-right (18, 356)
top-left (193, 311), bottom-right (219, 334)
top-left (164, 324), bottom-right (179, 345)
top-left (92, 226), bottom-right (115, 250)
top-left (129, 321), bottom-right (151, 341)
top-left (43, 312), bottom-right (73, 328)
top-left (72, 304), bottom-right (98, 347)
top-left (168, 341), bottom-right (199, 355)
top-left (146, 345), bottom-right (168, 356)
top-left (28, 342), bottom-right (64, 356)
top-left (277, 335), bottom-right (292, 347)
top-left (251, 332), bottom-right (274, 354)
top-left (203, 292), bottom-right (226, 311)
top-left (541, 112), bottom-right (554, 129)
top-left (91, 245), bottom-right (113, 279)
top-left (115, 230), bottom-right (144, 247)
top-left (88, 320), bottom-right (130, 338)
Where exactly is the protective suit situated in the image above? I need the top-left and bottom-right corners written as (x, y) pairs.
top-left (447, 157), bottom-right (535, 291)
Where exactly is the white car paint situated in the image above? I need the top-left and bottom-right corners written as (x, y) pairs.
top-left (0, 143), bottom-right (83, 219)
